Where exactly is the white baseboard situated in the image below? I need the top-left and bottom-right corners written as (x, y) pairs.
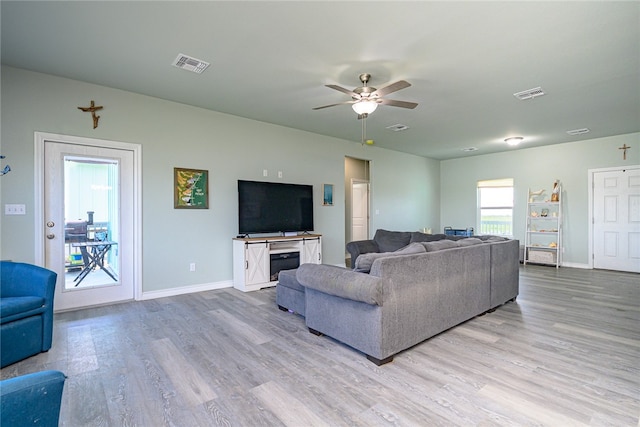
top-left (139, 280), bottom-right (233, 301)
top-left (560, 262), bottom-right (590, 269)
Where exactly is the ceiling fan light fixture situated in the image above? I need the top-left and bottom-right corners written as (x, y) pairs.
top-left (352, 100), bottom-right (378, 115)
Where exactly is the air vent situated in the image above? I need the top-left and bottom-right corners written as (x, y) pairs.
top-left (566, 128), bottom-right (590, 136)
top-left (513, 87), bottom-right (545, 100)
top-left (386, 124), bottom-right (409, 132)
top-left (172, 53), bottom-right (210, 74)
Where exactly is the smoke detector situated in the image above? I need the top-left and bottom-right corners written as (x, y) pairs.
top-left (513, 87), bottom-right (545, 100)
top-left (172, 53), bottom-right (210, 74)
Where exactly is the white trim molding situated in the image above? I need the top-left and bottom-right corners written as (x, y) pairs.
top-left (140, 280), bottom-right (233, 301)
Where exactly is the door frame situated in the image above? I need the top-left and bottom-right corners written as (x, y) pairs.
top-left (34, 131), bottom-right (143, 301)
top-left (587, 164), bottom-right (640, 270)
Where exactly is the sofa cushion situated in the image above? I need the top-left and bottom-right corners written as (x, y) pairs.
top-left (277, 269), bottom-right (304, 292)
top-left (410, 232), bottom-right (447, 243)
top-left (422, 239), bottom-right (460, 252)
top-left (373, 229), bottom-right (412, 253)
top-left (457, 238), bottom-right (485, 246)
top-left (484, 236), bottom-right (508, 242)
top-left (0, 297), bottom-right (45, 321)
top-left (354, 242), bottom-right (426, 273)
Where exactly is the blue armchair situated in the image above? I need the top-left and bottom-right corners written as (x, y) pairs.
top-left (1, 370), bottom-right (66, 427)
top-left (0, 261), bottom-right (57, 368)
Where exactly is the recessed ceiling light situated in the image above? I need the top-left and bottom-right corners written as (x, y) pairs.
top-left (566, 128), bottom-right (590, 136)
top-left (513, 87), bottom-right (545, 100)
top-left (461, 147), bottom-right (478, 152)
top-left (172, 53), bottom-right (210, 74)
top-left (386, 124), bottom-right (409, 132)
top-left (505, 137), bottom-right (524, 146)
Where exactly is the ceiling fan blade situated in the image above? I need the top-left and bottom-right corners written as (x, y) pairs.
top-left (378, 98), bottom-right (418, 109)
top-left (326, 84), bottom-right (359, 97)
top-left (371, 80), bottom-right (411, 97)
top-left (312, 101), bottom-right (356, 110)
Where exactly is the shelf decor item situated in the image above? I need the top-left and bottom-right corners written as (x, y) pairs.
top-left (528, 188), bottom-right (545, 203)
top-left (174, 167), bottom-right (208, 209)
top-left (551, 180), bottom-right (560, 202)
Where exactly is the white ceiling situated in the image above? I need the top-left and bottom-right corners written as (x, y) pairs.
top-left (2, 1), bottom-right (639, 160)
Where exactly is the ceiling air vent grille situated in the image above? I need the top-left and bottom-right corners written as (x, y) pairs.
top-left (566, 128), bottom-right (590, 136)
top-left (513, 87), bottom-right (545, 100)
top-left (172, 53), bottom-right (210, 74)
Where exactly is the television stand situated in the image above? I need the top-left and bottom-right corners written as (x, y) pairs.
top-left (232, 234), bottom-right (322, 292)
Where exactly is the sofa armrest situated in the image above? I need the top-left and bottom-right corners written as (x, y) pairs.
top-left (345, 240), bottom-right (379, 268)
top-left (1, 370), bottom-right (66, 427)
top-left (296, 264), bottom-right (385, 306)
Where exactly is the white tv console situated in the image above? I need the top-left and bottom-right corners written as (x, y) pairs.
top-left (232, 234), bottom-right (322, 292)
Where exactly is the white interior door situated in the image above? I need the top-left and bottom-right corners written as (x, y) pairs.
top-left (44, 140), bottom-right (135, 311)
top-left (593, 167), bottom-right (640, 273)
top-left (351, 180), bottom-right (369, 242)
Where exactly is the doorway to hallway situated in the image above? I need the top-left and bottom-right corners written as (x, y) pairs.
top-left (345, 157), bottom-right (370, 267)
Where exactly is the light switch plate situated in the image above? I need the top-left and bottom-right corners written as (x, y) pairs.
top-left (5, 204), bottom-right (26, 215)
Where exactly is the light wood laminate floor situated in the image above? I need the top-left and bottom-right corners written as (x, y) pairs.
top-left (2, 265), bottom-right (638, 426)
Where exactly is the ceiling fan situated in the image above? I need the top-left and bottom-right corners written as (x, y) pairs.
top-left (313, 73), bottom-right (418, 119)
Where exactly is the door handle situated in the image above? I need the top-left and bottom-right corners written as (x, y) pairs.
top-left (46, 233), bottom-right (55, 240)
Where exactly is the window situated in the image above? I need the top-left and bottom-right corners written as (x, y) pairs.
top-left (477, 178), bottom-right (514, 236)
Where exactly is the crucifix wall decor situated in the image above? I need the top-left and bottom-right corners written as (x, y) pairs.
top-left (77, 100), bottom-right (103, 129)
top-left (618, 144), bottom-right (631, 160)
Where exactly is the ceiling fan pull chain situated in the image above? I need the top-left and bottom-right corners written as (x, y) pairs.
top-left (361, 114), bottom-right (367, 145)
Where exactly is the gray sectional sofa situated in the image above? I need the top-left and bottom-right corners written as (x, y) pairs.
top-left (276, 230), bottom-right (519, 365)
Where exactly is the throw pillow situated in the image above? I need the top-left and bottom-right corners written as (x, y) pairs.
top-left (373, 229), bottom-right (412, 253)
top-left (354, 242), bottom-right (426, 273)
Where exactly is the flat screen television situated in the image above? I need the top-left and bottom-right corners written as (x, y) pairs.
top-left (238, 180), bottom-right (314, 235)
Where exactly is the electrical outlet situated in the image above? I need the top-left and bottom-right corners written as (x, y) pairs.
top-left (278, 171), bottom-right (283, 178)
top-left (189, 263), bottom-right (196, 272)
top-left (263, 169), bottom-right (268, 177)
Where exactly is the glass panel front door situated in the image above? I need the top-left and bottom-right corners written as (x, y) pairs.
top-left (63, 156), bottom-right (120, 289)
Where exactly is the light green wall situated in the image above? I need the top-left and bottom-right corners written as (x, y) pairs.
top-left (441, 132), bottom-right (640, 266)
top-left (0, 66), bottom-right (439, 292)
top-left (4, 65), bottom-right (634, 290)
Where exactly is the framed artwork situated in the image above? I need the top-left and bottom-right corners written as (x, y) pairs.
top-left (174, 167), bottom-right (208, 209)
top-left (323, 184), bottom-right (334, 206)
